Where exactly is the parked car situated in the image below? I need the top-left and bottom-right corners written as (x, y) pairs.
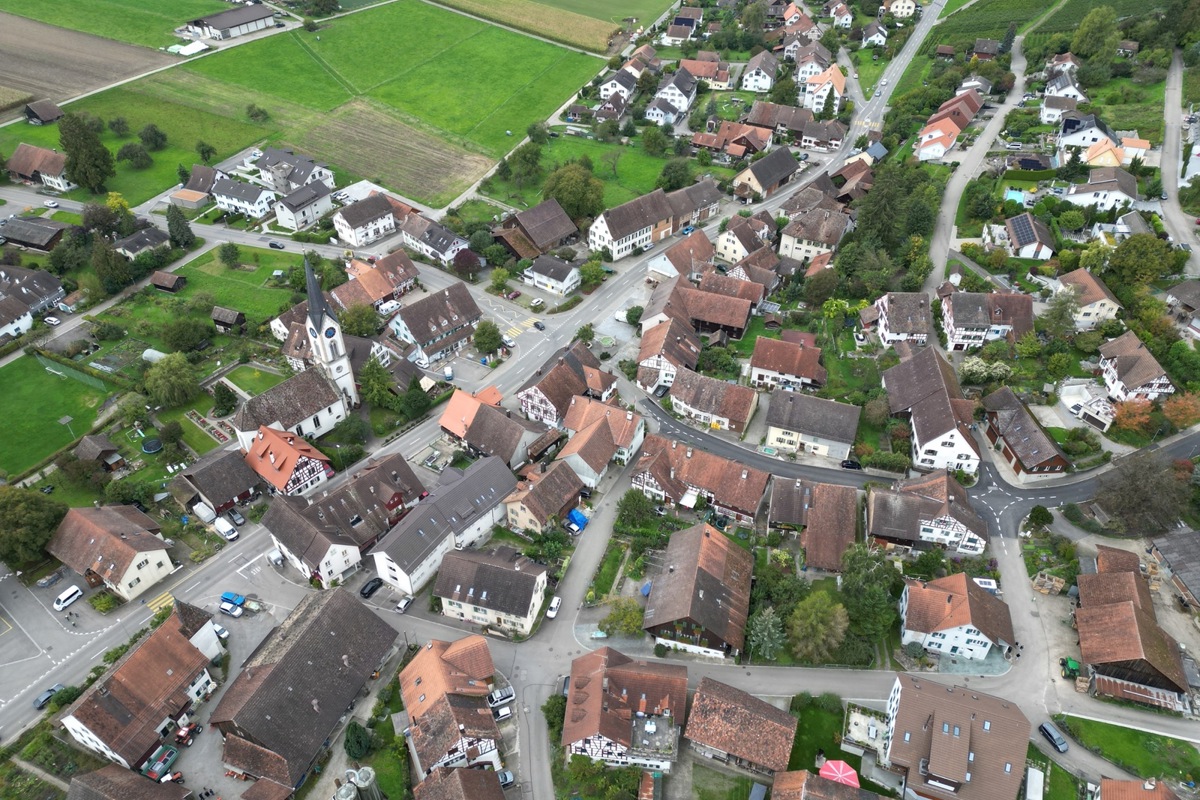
top-left (1039, 722), bottom-right (1069, 753)
top-left (546, 596), bottom-right (562, 618)
top-left (654, 505), bottom-right (667, 516)
top-left (498, 770), bottom-right (515, 788)
top-left (43, 200), bottom-right (59, 208)
top-left (360, 577), bottom-right (384, 598)
top-left (680, 225), bottom-right (695, 235)
top-left (486, 686), bottom-right (515, 708)
top-left (213, 624), bottom-right (230, 641)
top-left (841, 460), bottom-right (863, 470)
top-left (396, 595), bottom-right (414, 614)
top-left (44, 316), bottom-right (61, 327)
top-left (579, 487), bottom-right (592, 499)
top-left (565, 520), bottom-right (582, 534)
top-left (221, 591), bottom-right (246, 606)
top-left (40, 485), bottom-right (55, 495)
top-left (268, 241), bottom-right (285, 249)
top-left (505, 290), bottom-right (521, 300)
top-left (219, 601), bottom-right (243, 618)
top-left (33, 684), bottom-right (65, 709)
top-left (227, 508), bottom-right (246, 526)
top-left (493, 705), bottom-right (513, 722)
top-left (214, 517), bottom-right (238, 541)
top-left (653, 384), bottom-right (669, 398)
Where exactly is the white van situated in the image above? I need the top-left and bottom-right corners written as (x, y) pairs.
top-left (214, 517), bottom-right (239, 541)
top-left (54, 585), bottom-right (83, 611)
top-left (377, 300), bottom-right (401, 317)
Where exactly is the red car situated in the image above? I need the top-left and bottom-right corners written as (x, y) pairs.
top-left (506, 290), bottom-right (522, 300)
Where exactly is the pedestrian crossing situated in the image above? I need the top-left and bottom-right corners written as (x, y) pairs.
top-left (504, 317), bottom-right (540, 338)
top-left (145, 591), bottom-right (175, 613)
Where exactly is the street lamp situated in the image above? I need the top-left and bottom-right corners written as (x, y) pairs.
top-left (59, 415), bottom-right (75, 439)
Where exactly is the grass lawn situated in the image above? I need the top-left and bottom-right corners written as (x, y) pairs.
top-left (0, 356), bottom-right (116, 476)
top-left (692, 764), bottom-right (757, 800)
top-left (224, 365), bottom-right (286, 396)
top-left (1086, 78), bottom-right (1168, 144)
top-left (1184, 68), bottom-right (1200, 107)
top-left (592, 540), bottom-right (626, 598)
top-left (786, 701), bottom-right (896, 795)
top-left (709, 91), bottom-right (759, 121)
top-left (729, 316), bottom-right (783, 356)
top-left (448, 199), bottom-right (507, 226)
top-left (174, 247), bottom-right (298, 324)
top-left (822, 354), bottom-right (881, 401)
top-left (50, 211), bottom-right (84, 226)
top-left (1058, 715), bottom-right (1200, 780)
top-left (483, 134), bottom-right (737, 210)
top-left (0, 88), bottom-right (264, 207)
top-left (432, 0), bottom-right (623, 51)
top-left (893, 53), bottom-right (931, 99)
top-left (851, 50), bottom-right (887, 94)
top-left (156, 393), bottom-right (219, 456)
top-left (0, 0), bottom-right (227, 48)
top-left (528, 0), bottom-right (672, 24)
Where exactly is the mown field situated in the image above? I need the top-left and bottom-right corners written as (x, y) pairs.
top-left (531, 0), bottom-right (671, 23)
top-left (0, 356), bottom-right (114, 476)
top-left (431, 0), bottom-right (619, 52)
top-left (0, 0), bottom-right (601, 209)
top-left (1036, 0), bottom-right (1150, 33)
top-left (0, 0), bottom-right (227, 48)
top-left (174, 248), bottom-right (299, 323)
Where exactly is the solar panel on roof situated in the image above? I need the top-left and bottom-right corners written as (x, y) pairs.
top-left (1010, 214), bottom-right (1035, 245)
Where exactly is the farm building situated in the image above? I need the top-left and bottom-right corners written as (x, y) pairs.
top-left (24, 100), bottom-right (64, 125)
top-left (186, 5), bottom-right (274, 40)
top-left (149, 271), bottom-right (186, 293)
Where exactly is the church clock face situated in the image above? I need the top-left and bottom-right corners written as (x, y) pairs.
top-left (308, 326), bottom-right (317, 337)
top-left (335, 365), bottom-right (344, 374)
top-left (325, 327), bottom-right (337, 338)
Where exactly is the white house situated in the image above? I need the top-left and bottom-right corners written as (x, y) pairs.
top-left (5, 143), bottom-right (76, 192)
top-left (915, 118), bottom-right (961, 162)
top-left (803, 65), bottom-right (846, 112)
top-left (1003, 212), bottom-right (1055, 259)
top-left (862, 21), bottom-right (889, 48)
top-left (587, 189), bottom-right (674, 259)
top-left (1098, 330), bottom-right (1175, 402)
top-left (749, 336), bottom-right (827, 390)
top-left (1045, 72), bottom-right (1088, 103)
top-left (398, 214), bottom-right (468, 266)
top-left (871, 292), bottom-right (934, 346)
top-left (390, 282), bottom-right (481, 367)
top-left (274, 182), bottom-right (333, 232)
top-left (47, 507), bottom-right (174, 603)
top-left (764, 392), bottom-right (860, 462)
top-left (1054, 269), bottom-right (1121, 331)
top-left (257, 147), bottom-right (336, 194)
top-left (1040, 96), bottom-right (1078, 125)
top-left (62, 602), bottom-right (220, 768)
top-left (636, 318), bottom-right (701, 390)
top-left (599, 70), bottom-right (638, 102)
top-left (523, 254), bottom-right (581, 295)
top-left (880, 0), bottom-right (917, 17)
top-left (1059, 114), bottom-right (1120, 155)
top-left (900, 574), bottom-right (1014, 660)
top-left (230, 367), bottom-right (349, 451)
top-left (867, 471), bottom-right (989, 554)
top-left (211, 178), bottom-right (276, 219)
top-left (434, 547), bottom-right (548, 636)
top-left (882, 348), bottom-right (981, 476)
top-left (372, 457), bottom-right (517, 596)
top-left (333, 194), bottom-right (396, 248)
top-left (741, 51), bottom-right (780, 93)
top-left (830, 3), bottom-right (853, 27)
top-left (942, 291), bottom-right (1034, 351)
top-left (778, 208), bottom-right (851, 261)
top-left (1062, 166), bottom-right (1139, 211)
top-left (656, 68), bottom-right (698, 114)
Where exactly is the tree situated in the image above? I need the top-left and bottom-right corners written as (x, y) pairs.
top-left (803, 268), bottom-right (839, 307)
top-left (818, 87), bottom-right (835, 120)
top-left (218, 242), bottom-right (241, 267)
top-left (1164, 392), bottom-right (1200, 429)
top-left (467, 229), bottom-right (493, 255)
top-left (490, 267), bottom-right (511, 292)
top-left (359, 356), bottom-right (396, 409)
top-left (332, 414), bottom-right (372, 445)
top-left (309, 0), bottom-right (340, 14)
top-left (108, 117), bottom-right (129, 137)
top-left (1072, 5), bottom-right (1118, 59)
top-left (196, 141), bottom-right (217, 164)
top-left (526, 122), bottom-right (549, 144)
top-left (116, 142), bottom-right (152, 169)
top-left (1039, 288), bottom-right (1080, 340)
top-left (741, 0), bottom-right (767, 33)
top-left (59, 112), bottom-right (115, 193)
top-left (543, 163), bottom-right (604, 219)
top-left (599, 598), bottom-right (645, 636)
top-left (82, 202), bottom-right (121, 237)
top-left (642, 126), bottom-right (668, 156)
top-left (864, 395), bottom-right (890, 427)
top-left (509, 141), bottom-right (543, 188)
top-left (138, 123), bottom-right (168, 152)
top-left (212, 382), bottom-right (237, 416)
top-left (1108, 234), bottom-right (1173, 287)
top-left (166, 204), bottom-right (195, 248)
top-left (176, 163), bottom-right (190, 184)
top-left (840, 544), bottom-right (901, 639)
top-left (1098, 450), bottom-right (1190, 532)
top-left (143, 353), bottom-right (199, 408)
top-left (1058, 209), bottom-right (1085, 231)
top-left (92, 240), bottom-right (132, 294)
top-left (246, 104), bottom-right (270, 123)
top-left (656, 158), bottom-right (692, 191)
top-left (343, 721), bottom-right (374, 759)
top-left (1113, 398), bottom-right (1153, 432)
top-left (399, 377), bottom-right (432, 419)
top-left (339, 303), bottom-right (381, 336)
top-left (1029, 505), bottom-right (1054, 527)
top-left (959, 356), bottom-right (1012, 384)
top-left (575, 323), bottom-right (595, 344)
top-left (580, 261), bottom-right (606, 287)
top-left (1015, 330), bottom-right (1043, 359)
top-left (746, 607), bottom-right (786, 661)
top-left (788, 592), bottom-right (849, 663)
top-left (1046, 351), bottom-right (1073, 379)
top-left (768, 77), bottom-right (797, 105)
top-left (159, 420), bottom-right (184, 446)
top-left (625, 306), bottom-right (643, 325)
top-left (1001, 21), bottom-right (1017, 53)
top-left (474, 319), bottom-right (502, 354)
top-left (616, 488), bottom-right (654, 529)
top-left (0, 487), bottom-right (69, 565)
top-left (452, 249), bottom-right (480, 280)
top-left (163, 318), bottom-right (214, 352)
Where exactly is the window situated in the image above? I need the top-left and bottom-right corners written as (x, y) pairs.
top-left (136, 559), bottom-right (149, 570)
top-left (1004, 763), bottom-right (1012, 773)
top-left (983, 721), bottom-right (991, 731)
top-left (904, 732), bottom-right (911, 742)
top-left (418, 694), bottom-right (425, 703)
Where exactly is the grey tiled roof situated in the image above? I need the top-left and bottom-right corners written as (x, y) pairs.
top-left (433, 546), bottom-right (547, 616)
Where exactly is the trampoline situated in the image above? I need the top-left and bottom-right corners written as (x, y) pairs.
top-left (142, 438), bottom-right (163, 454)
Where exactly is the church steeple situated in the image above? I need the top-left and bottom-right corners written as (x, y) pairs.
top-left (303, 254), bottom-right (360, 407)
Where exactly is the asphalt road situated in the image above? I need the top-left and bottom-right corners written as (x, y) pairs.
top-left (1160, 51), bottom-right (1199, 275)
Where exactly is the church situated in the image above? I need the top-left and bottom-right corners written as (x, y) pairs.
top-left (231, 257), bottom-right (360, 451)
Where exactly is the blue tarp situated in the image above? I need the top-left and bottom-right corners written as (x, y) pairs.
top-left (567, 509), bottom-right (588, 530)
top-left (641, 581), bottom-right (652, 597)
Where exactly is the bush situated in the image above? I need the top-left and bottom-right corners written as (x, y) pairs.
top-left (654, 642), bottom-right (668, 658)
top-left (343, 721), bottom-right (374, 759)
top-left (815, 692), bottom-right (843, 713)
top-left (904, 641), bottom-right (925, 658)
top-left (88, 592), bottom-right (120, 614)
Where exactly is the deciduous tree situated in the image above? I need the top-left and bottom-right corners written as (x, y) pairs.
top-left (599, 597), bottom-right (645, 636)
top-left (616, 488), bottom-right (654, 529)
top-left (509, 141), bottom-right (543, 188)
top-left (339, 303), bottom-right (381, 336)
top-left (143, 352), bottom-right (200, 408)
top-left (656, 158), bottom-right (692, 191)
top-left (1113, 398), bottom-right (1153, 432)
top-left (59, 112), bottom-right (115, 193)
top-left (803, 267), bottom-right (839, 306)
top-left (1098, 450), bottom-right (1190, 532)
top-left (543, 163), bottom-right (604, 219)
top-left (116, 142), bottom-right (152, 169)
top-left (138, 123), bottom-right (168, 152)
top-left (196, 141), bottom-right (217, 164)
top-left (1107, 234), bottom-right (1173, 287)
top-left (788, 592), bottom-right (849, 663)
top-left (580, 261), bottom-right (606, 287)
top-left (575, 323), bottom-right (595, 344)
top-left (162, 318), bottom-right (214, 352)
top-left (642, 126), bottom-right (668, 156)
top-left (1164, 392), bottom-right (1200, 429)
top-left (1072, 5), bottom-right (1118, 60)
top-left (473, 319), bottom-right (502, 354)
top-left (359, 357), bottom-right (396, 409)
top-left (1039, 288), bottom-right (1080, 340)
top-left (0, 487), bottom-right (69, 565)
top-left (625, 306), bottom-right (643, 325)
top-left (218, 242), bottom-right (240, 267)
top-left (452, 249), bottom-right (480, 280)
top-left (490, 267), bottom-right (510, 292)
top-left (107, 117), bottom-right (129, 137)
